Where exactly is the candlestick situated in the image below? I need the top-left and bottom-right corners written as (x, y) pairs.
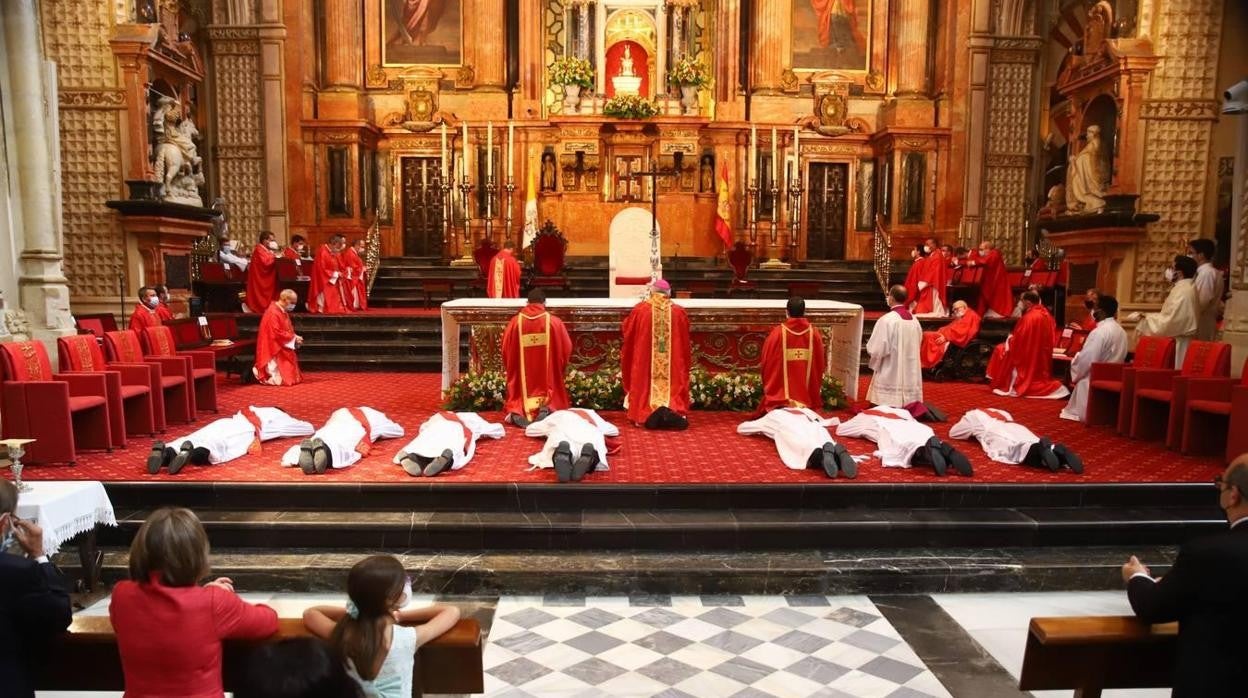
top-left (750, 124), bottom-right (757, 183)
top-left (487, 122), bottom-right (494, 181)
top-left (792, 126), bottom-right (799, 164)
top-left (504, 177), bottom-right (516, 249)
top-left (771, 127), bottom-right (778, 188)
top-left (507, 121), bottom-right (514, 180)
top-left (461, 121), bottom-right (469, 183)
top-left (440, 124), bottom-right (448, 181)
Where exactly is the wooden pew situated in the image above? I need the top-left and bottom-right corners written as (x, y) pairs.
top-left (33, 615), bottom-right (484, 695)
top-left (1020, 615), bottom-right (1177, 697)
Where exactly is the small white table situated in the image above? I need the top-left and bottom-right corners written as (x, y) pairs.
top-left (15, 481), bottom-right (117, 590)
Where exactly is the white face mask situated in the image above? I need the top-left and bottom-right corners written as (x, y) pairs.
top-left (222, 244), bottom-right (233, 252)
top-left (267, 241), bottom-right (279, 251)
top-left (145, 296), bottom-right (160, 308)
top-left (285, 303), bottom-right (296, 312)
top-left (1164, 268), bottom-right (1176, 283)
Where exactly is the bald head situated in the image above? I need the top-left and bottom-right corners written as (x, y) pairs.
top-left (278, 289), bottom-right (298, 308)
top-left (888, 285), bottom-right (907, 305)
top-left (952, 300), bottom-right (968, 317)
top-left (1219, 454), bottom-right (1248, 523)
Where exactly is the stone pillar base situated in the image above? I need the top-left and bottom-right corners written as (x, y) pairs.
top-left (880, 98), bottom-right (936, 128)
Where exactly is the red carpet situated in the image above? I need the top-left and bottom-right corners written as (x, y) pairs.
top-left (22, 372), bottom-right (1224, 485)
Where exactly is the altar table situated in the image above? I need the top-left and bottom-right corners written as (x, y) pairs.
top-left (15, 480), bottom-right (117, 591)
top-left (441, 298), bottom-right (864, 401)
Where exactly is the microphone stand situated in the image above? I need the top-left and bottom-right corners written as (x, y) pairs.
top-left (117, 264), bottom-right (127, 330)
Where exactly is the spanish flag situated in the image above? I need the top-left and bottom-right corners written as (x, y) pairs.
top-left (714, 162), bottom-right (733, 249)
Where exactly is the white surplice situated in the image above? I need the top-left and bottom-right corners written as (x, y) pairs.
top-left (835, 405), bottom-right (935, 468)
top-left (737, 407), bottom-right (842, 470)
top-left (948, 408), bottom-right (1039, 465)
top-left (1060, 318), bottom-right (1129, 422)
top-left (393, 412), bottom-right (504, 471)
top-left (865, 307), bottom-right (924, 407)
top-left (525, 408), bottom-right (619, 470)
top-left (1193, 262), bottom-right (1223, 341)
top-left (1136, 278), bottom-right (1199, 368)
top-left (168, 406), bottom-right (314, 465)
top-left (280, 406), bottom-right (404, 469)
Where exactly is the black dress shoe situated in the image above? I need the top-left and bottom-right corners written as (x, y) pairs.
top-left (168, 442), bottom-right (194, 475)
top-left (553, 441), bottom-right (574, 483)
top-left (398, 452), bottom-right (425, 477)
top-left (507, 413), bottom-right (531, 428)
top-left (534, 406), bottom-right (552, 423)
top-left (423, 448), bottom-right (456, 477)
top-left (921, 436), bottom-right (948, 477)
top-left (939, 441), bottom-right (974, 477)
top-left (571, 443), bottom-right (599, 481)
top-left (147, 441), bottom-right (167, 474)
top-left (1053, 443), bottom-right (1084, 474)
top-left (818, 448), bottom-right (839, 479)
top-left (297, 439), bottom-right (316, 474)
top-left (310, 438), bottom-right (331, 474)
top-left (829, 443), bottom-right (857, 479)
top-left (1038, 437), bottom-right (1060, 473)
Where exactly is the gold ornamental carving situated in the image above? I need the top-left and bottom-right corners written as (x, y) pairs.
top-left (367, 64), bottom-right (389, 88)
top-left (1140, 100), bottom-right (1219, 120)
top-left (801, 144), bottom-right (860, 156)
top-left (779, 69), bottom-right (800, 93)
top-left (455, 65), bottom-right (476, 89)
top-left (985, 154), bottom-right (1031, 168)
top-left (990, 49), bottom-right (1039, 64)
top-left (865, 72), bottom-right (885, 92)
top-left (59, 90), bottom-right (126, 109)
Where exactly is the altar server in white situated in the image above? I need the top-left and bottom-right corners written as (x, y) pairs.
top-left (737, 407), bottom-right (859, 479)
top-left (525, 408), bottom-right (619, 483)
top-left (836, 405), bottom-right (973, 476)
top-left (866, 285), bottom-right (924, 407)
top-left (394, 411), bottom-right (505, 477)
top-left (1131, 255), bottom-right (1199, 367)
top-left (148, 406), bottom-right (314, 475)
top-left (280, 406), bottom-right (405, 475)
top-left (950, 408), bottom-right (1083, 473)
top-left (1060, 295), bottom-right (1129, 422)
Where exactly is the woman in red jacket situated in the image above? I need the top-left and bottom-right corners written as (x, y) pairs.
top-left (110, 507), bottom-right (278, 698)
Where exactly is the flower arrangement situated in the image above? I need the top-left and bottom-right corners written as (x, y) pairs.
top-left (690, 369), bottom-right (764, 411)
top-left (443, 371), bottom-right (506, 411)
top-left (821, 374), bottom-right (847, 410)
top-left (602, 94), bottom-right (660, 120)
top-left (566, 369), bottom-right (625, 410)
top-left (667, 55), bottom-right (708, 88)
top-left (549, 56), bottom-right (595, 88)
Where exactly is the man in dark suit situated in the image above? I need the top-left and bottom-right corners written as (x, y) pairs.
top-left (1122, 453), bottom-right (1248, 697)
top-left (0, 479), bottom-right (73, 697)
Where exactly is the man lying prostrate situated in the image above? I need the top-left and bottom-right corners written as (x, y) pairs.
top-left (148, 406), bottom-right (314, 475)
top-left (280, 407), bottom-right (404, 475)
top-left (737, 407), bottom-right (859, 479)
top-left (394, 411), bottom-right (505, 477)
top-left (525, 408), bottom-right (619, 483)
top-left (949, 408), bottom-right (1083, 474)
top-left (836, 405), bottom-right (973, 477)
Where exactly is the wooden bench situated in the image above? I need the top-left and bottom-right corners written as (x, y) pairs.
top-left (34, 615), bottom-right (484, 695)
top-left (1020, 615), bottom-right (1176, 697)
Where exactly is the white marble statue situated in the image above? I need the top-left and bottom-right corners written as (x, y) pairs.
top-left (152, 97), bottom-right (205, 206)
top-left (1065, 125), bottom-right (1108, 214)
top-left (619, 45), bottom-right (635, 77)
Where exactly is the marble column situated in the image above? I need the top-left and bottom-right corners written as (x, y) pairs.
top-left (1, 0), bottom-right (73, 340)
top-left (474, 0), bottom-right (507, 89)
top-left (323, 0), bottom-right (361, 89)
top-left (713, 0), bottom-right (742, 118)
top-left (517, 0), bottom-right (545, 114)
top-left (750, 0), bottom-right (783, 93)
top-left (1222, 112), bottom-right (1248, 377)
top-left (259, 0), bottom-right (289, 238)
top-left (894, 0), bottom-right (932, 97)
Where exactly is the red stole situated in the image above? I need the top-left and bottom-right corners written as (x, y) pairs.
top-left (983, 408), bottom-right (1013, 423)
top-left (346, 408), bottom-right (373, 456)
top-left (239, 407), bottom-right (263, 455)
top-left (437, 411), bottom-right (474, 453)
top-left (864, 408), bottom-right (905, 420)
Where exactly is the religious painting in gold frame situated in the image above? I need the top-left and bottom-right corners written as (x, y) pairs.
top-left (382, 0), bottom-right (464, 66)
top-left (790, 0), bottom-right (884, 83)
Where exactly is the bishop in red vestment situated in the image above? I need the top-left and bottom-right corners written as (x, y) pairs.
top-left (245, 231), bottom-right (279, 313)
top-left (621, 280), bottom-right (692, 429)
top-left (913, 239), bottom-right (949, 315)
top-left (254, 289), bottom-right (303, 386)
top-left (921, 301), bottom-right (982, 368)
top-left (129, 286), bottom-right (162, 333)
top-left (307, 234), bottom-right (349, 314)
top-left (155, 285), bottom-right (175, 321)
top-left (487, 241), bottom-right (522, 299)
top-left (987, 291), bottom-right (1069, 398)
top-left (967, 241), bottom-right (1013, 318)
top-left (284, 235), bottom-right (309, 261)
top-left (342, 239), bottom-right (369, 311)
top-left (502, 289), bottom-right (572, 425)
top-left (758, 297), bottom-right (826, 413)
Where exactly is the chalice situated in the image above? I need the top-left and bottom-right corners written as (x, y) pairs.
top-left (0, 438), bottom-right (35, 492)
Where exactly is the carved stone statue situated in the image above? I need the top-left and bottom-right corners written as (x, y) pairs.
top-left (619, 45), bottom-right (635, 77)
top-left (540, 152), bottom-right (557, 192)
top-left (1065, 125), bottom-right (1108, 214)
top-left (152, 97), bottom-right (205, 206)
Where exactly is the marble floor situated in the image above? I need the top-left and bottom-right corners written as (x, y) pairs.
top-left (42, 591), bottom-right (1169, 698)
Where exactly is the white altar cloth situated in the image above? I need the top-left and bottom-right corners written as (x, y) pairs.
top-left (15, 481), bottom-right (117, 554)
top-left (441, 297), bottom-right (864, 401)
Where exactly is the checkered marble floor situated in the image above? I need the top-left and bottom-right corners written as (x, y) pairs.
top-left (482, 595), bottom-right (951, 698)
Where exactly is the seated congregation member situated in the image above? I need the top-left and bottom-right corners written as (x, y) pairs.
top-left (236, 637), bottom-right (363, 698)
top-left (965, 240), bottom-right (1013, 318)
top-left (758, 296), bottom-right (825, 412)
top-left (1010, 283), bottom-right (1042, 318)
top-left (525, 408), bottom-right (619, 483)
top-left (154, 284), bottom-right (176, 321)
top-left (621, 279), bottom-right (691, 430)
top-left (920, 300), bottom-right (981, 369)
top-left (308, 234), bottom-right (349, 314)
top-left (303, 555), bottom-right (461, 698)
top-left (502, 288), bottom-right (572, 426)
top-left (285, 234), bottom-right (310, 261)
top-left (837, 405), bottom-right (973, 477)
top-left (1133, 254), bottom-right (1199, 368)
top-left (254, 289), bottom-right (304, 386)
top-left (343, 238), bottom-right (368, 311)
top-left (129, 285), bottom-right (163, 333)
top-left (988, 290), bottom-right (1069, 399)
top-left (147, 406), bottom-right (315, 475)
top-left (244, 231), bottom-right (280, 313)
top-left (0, 480), bottom-right (72, 698)
top-left (866, 285), bottom-right (923, 407)
top-left (949, 408), bottom-right (1083, 473)
top-left (394, 411), bottom-right (504, 477)
top-left (111, 507), bottom-right (279, 698)
top-left (281, 406), bottom-right (404, 475)
top-left (218, 236), bottom-right (250, 272)
top-left (1069, 287), bottom-right (1101, 331)
top-left (737, 407), bottom-right (858, 479)
top-left (1188, 238), bottom-right (1223, 342)
top-left (487, 240), bottom-right (522, 299)
top-left (1061, 294), bottom-right (1128, 422)
top-left (1121, 455), bottom-right (1248, 698)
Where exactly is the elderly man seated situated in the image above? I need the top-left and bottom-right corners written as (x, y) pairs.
top-left (920, 300), bottom-right (982, 370)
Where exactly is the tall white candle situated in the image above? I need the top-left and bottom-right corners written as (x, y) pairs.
top-left (792, 126), bottom-right (799, 166)
top-left (771, 127), bottom-right (778, 187)
top-left (507, 120), bottom-right (514, 180)
top-left (440, 123), bottom-right (449, 181)
top-left (487, 122), bottom-right (494, 180)
top-left (461, 121), bottom-right (469, 182)
top-left (750, 124), bottom-right (757, 183)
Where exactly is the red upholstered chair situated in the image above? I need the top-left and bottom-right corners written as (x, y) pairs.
top-left (947, 265), bottom-right (984, 308)
top-left (57, 334), bottom-right (157, 445)
top-left (74, 313), bottom-right (119, 337)
top-left (0, 341), bottom-right (112, 464)
top-left (1051, 328), bottom-right (1088, 383)
top-left (529, 222), bottom-right (570, 291)
top-left (727, 242), bottom-right (755, 295)
top-left (1085, 335), bottom-right (1175, 431)
top-left (1129, 340), bottom-right (1232, 447)
top-left (1180, 357), bottom-right (1248, 460)
top-left (104, 329), bottom-right (194, 427)
top-left (142, 326), bottom-right (218, 413)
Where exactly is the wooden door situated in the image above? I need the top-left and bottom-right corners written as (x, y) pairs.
top-left (400, 157), bottom-right (443, 257)
top-left (806, 162), bottom-right (849, 260)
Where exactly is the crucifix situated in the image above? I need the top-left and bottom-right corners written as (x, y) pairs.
top-left (631, 167), bottom-right (662, 280)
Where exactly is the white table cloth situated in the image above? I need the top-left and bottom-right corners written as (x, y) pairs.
top-left (14, 480), bottom-right (117, 554)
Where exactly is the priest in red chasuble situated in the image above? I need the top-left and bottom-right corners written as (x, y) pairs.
top-left (758, 296), bottom-right (826, 413)
top-left (487, 240), bottom-right (522, 299)
top-left (155, 285), bottom-right (176, 321)
top-left (966, 240), bottom-right (1013, 318)
top-left (307, 234), bottom-right (349, 314)
top-left (502, 288), bottom-right (573, 426)
top-left (343, 238), bottom-right (369, 311)
top-left (244, 231), bottom-right (279, 313)
top-left (987, 290), bottom-right (1069, 399)
top-left (621, 279), bottom-right (692, 430)
top-left (920, 300), bottom-right (981, 369)
top-left (129, 286), bottom-right (163, 333)
top-left (254, 289), bottom-right (304, 386)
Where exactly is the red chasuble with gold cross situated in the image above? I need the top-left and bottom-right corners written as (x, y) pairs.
top-left (758, 317), bottom-right (826, 413)
top-left (502, 303), bottom-right (573, 420)
top-left (621, 294), bottom-right (692, 424)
